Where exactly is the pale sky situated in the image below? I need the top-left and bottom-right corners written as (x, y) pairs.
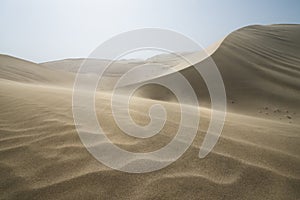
top-left (0, 0), bottom-right (299, 62)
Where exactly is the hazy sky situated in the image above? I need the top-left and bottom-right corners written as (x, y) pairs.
top-left (0, 0), bottom-right (299, 62)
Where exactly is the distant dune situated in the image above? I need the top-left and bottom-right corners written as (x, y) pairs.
top-left (0, 24), bottom-right (299, 200)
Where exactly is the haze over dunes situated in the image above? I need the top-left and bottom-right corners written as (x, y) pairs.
top-left (0, 24), bottom-right (300, 200)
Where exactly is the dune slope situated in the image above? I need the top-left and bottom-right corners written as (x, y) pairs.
top-left (136, 24), bottom-right (300, 120)
top-left (0, 55), bottom-right (74, 86)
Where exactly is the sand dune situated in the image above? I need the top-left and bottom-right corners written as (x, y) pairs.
top-left (0, 55), bottom-right (74, 87)
top-left (133, 25), bottom-right (300, 120)
top-left (0, 24), bottom-right (300, 199)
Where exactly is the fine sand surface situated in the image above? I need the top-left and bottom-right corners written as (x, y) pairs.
top-left (1, 24), bottom-right (300, 199)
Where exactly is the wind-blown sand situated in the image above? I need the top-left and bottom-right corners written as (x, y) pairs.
top-left (1, 24), bottom-right (300, 199)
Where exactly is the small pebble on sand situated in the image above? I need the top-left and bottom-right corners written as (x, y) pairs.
top-left (273, 108), bottom-right (280, 113)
